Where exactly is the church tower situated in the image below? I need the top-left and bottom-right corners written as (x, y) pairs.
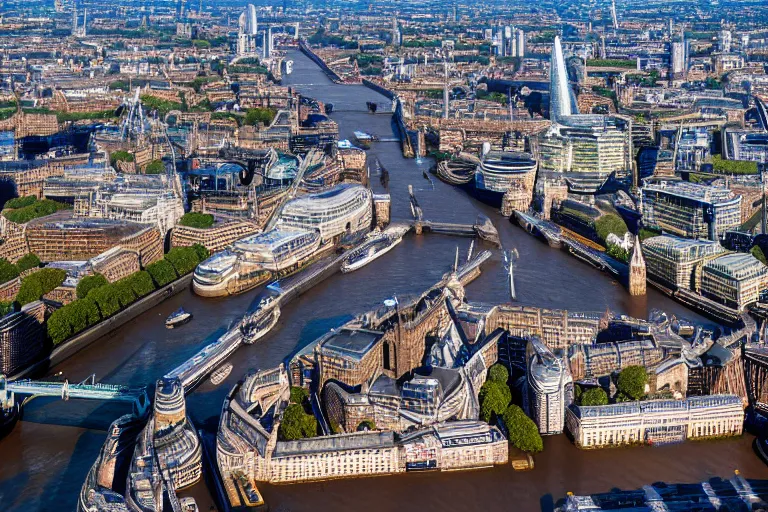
top-left (629, 234), bottom-right (646, 296)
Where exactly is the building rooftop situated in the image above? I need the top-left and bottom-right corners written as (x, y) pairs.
top-left (704, 252), bottom-right (767, 281)
top-left (273, 430), bottom-right (395, 458)
top-left (642, 180), bottom-right (737, 205)
top-left (321, 328), bottom-right (383, 362)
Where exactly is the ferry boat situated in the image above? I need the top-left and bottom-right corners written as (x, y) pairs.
top-left (210, 363), bottom-right (233, 386)
top-left (353, 131), bottom-right (375, 149)
top-left (341, 229), bottom-right (406, 273)
top-left (241, 297), bottom-right (281, 344)
top-left (166, 307), bottom-right (192, 328)
top-left (179, 497), bottom-right (199, 512)
top-left (284, 59), bottom-right (293, 75)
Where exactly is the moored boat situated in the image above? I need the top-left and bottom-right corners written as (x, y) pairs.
top-left (0, 401), bottom-right (19, 439)
top-left (241, 297), bottom-right (281, 344)
top-left (353, 130), bottom-right (374, 149)
top-left (341, 232), bottom-right (404, 273)
top-left (166, 307), bottom-right (192, 328)
top-left (210, 363), bottom-right (233, 386)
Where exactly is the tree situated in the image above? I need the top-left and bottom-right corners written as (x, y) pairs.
top-left (47, 308), bottom-right (72, 345)
top-left (191, 243), bottom-right (210, 262)
top-left (17, 268), bottom-right (66, 305)
top-left (145, 160), bottom-right (165, 174)
top-left (178, 212), bottom-right (214, 229)
top-left (0, 258), bottom-right (19, 284)
top-left (5, 196), bottom-right (37, 209)
top-left (617, 365), bottom-right (647, 401)
top-left (488, 363), bottom-right (509, 385)
top-left (752, 246), bottom-right (767, 266)
top-left (290, 386), bottom-right (309, 405)
top-left (580, 387), bottom-right (609, 406)
top-left (112, 280), bottom-right (137, 308)
top-left (244, 107), bottom-right (277, 126)
top-left (88, 284), bottom-right (121, 318)
top-left (146, 259), bottom-right (178, 287)
top-left (16, 253), bottom-right (40, 273)
top-left (110, 150), bottom-right (134, 167)
top-left (278, 403), bottom-right (318, 441)
top-left (76, 274), bottom-right (108, 299)
top-left (478, 380), bottom-right (511, 423)
top-left (120, 271), bottom-right (155, 298)
top-left (595, 214), bottom-right (628, 244)
top-left (501, 405), bottom-right (543, 453)
top-left (165, 246), bottom-right (201, 276)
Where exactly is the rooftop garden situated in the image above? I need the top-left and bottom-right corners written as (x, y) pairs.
top-left (2, 197), bottom-right (70, 224)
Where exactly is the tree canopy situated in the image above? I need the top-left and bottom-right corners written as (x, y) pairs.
top-left (179, 212), bottom-right (214, 229)
top-left (76, 274), bottom-right (109, 299)
top-left (580, 387), bottom-right (609, 406)
top-left (17, 268), bottom-right (66, 305)
top-left (488, 363), bottom-right (509, 385)
top-left (16, 253), bottom-right (40, 273)
top-left (278, 403), bottom-right (318, 441)
top-left (595, 213), bottom-right (628, 244)
top-left (617, 365), bottom-right (647, 401)
top-left (751, 246), bottom-right (767, 266)
top-left (478, 380), bottom-right (511, 423)
top-left (502, 404), bottom-right (543, 453)
top-left (145, 160), bottom-right (165, 174)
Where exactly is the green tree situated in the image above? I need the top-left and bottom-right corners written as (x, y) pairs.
top-left (580, 387), bottom-right (609, 406)
top-left (278, 403), bottom-right (318, 441)
top-left (2, 199), bottom-right (70, 224)
top-left (191, 243), bottom-right (210, 262)
top-left (17, 268), bottom-right (66, 305)
top-left (478, 380), bottom-right (511, 423)
top-left (244, 107), bottom-right (277, 126)
top-left (5, 196), bottom-right (37, 209)
top-left (501, 405), bottom-right (543, 453)
top-left (16, 253), bottom-right (40, 273)
top-left (617, 365), bottom-right (647, 401)
top-left (488, 363), bottom-right (509, 385)
top-left (146, 259), bottom-right (178, 287)
top-left (112, 280), bottom-right (137, 308)
top-left (178, 212), bottom-right (214, 229)
top-left (165, 246), bottom-right (200, 276)
top-left (110, 150), bottom-right (134, 167)
top-left (120, 271), bottom-right (155, 298)
top-left (88, 284), bottom-right (121, 318)
top-left (76, 274), bottom-right (108, 299)
top-left (47, 308), bottom-right (72, 345)
top-left (290, 386), bottom-right (309, 405)
top-left (16, 277), bottom-right (42, 305)
top-left (752, 246), bottom-right (767, 266)
top-left (145, 160), bottom-right (165, 174)
top-left (606, 243), bottom-right (629, 263)
top-left (595, 214), bottom-right (628, 244)
top-left (0, 258), bottom-right (20, 284)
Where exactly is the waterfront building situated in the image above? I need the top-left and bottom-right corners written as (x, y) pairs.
top-left (171, 218), bottom-right (260, 254)
top-left (566, 394), bottom-right (744, 448)
top-left (277, 183), bottom-right (373, 243)
top-left (642, 235), bottom-right (727, 290)
top-left (641, 180), bottom-right (742, 240)
top-left (216, 367), bottom-right (507, 489)
top-left (537, 37), bottom-right (629, 193)
top-left (152, 377), bottom-right (202, 490)
top-left (700, 252), bottom-right (768, 311)
top-left (568, 340), bottom-right (666, 381)
top-left (525, 336), bottom-right (572, 435)
top-left (0, 301), bottom-right (46, 376)
top-left (193, 227), bottom-right (322, 297)
top-left (470, 151), bottom-right (537, 208)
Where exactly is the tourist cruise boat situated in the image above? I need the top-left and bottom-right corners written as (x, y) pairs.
top-left (210, 363), bottom-right (233, 386)
top-left (341, 225), bottom-right (408, 273)
top-left (471, 150), bottom-right (537, 208)
top-left (241, 297), bottom-right (281, 344)
top-left (277, 183), bottom-right (373, 243)
top-left (193, 228), bottom-right (321, 297)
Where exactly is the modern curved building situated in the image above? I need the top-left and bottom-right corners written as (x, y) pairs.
top-left (239, 4), bottom-right (258, 35)
top-left (470, 151), bottom-right (537, 208)
top-left (152, 377), bottom-right (202, 491)
top-left (526, 336), bottom-right (572, 435)
top-left (193, 228), bottom-right (322, 296)
top-left (277, 183), bottom-right (373, 243)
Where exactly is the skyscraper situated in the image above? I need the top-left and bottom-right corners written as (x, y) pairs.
top-left (239, 4), bottom-right (258, 36)
top-left (549, 36), bottom-right (574, 122)
top-left (526, 336), bottom-right (572, 435)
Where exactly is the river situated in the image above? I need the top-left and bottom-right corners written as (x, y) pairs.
top-left (1, 49), bottom-right (767, 512)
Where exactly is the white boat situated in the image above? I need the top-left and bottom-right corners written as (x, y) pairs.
top-left (341, 232), bottom-right (404, 273)
top-left (179, 497), bottom-right (199, 512)
top-left (241, 297), bottom-right (281, 344)
top-left (284, 59), bottom-right (293, 75)
top-left (210, 363), bottom-right (233, 386)
top-left (165, 307), bottom-right (192, 328)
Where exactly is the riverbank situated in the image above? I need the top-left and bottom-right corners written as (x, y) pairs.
top-left (11, 274), bottom-right (193, 380)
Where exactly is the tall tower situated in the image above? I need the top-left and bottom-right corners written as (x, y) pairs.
top-left (610, 0), bottom-right (619, 30)
top-left (71, 5), bottom-right (78, 37)
top-left (629, 235), bottom-right (646, 296)
top-left (550, 36), bottom-right (574, 122)
top-left (443, 61), bottom-right (450, 119)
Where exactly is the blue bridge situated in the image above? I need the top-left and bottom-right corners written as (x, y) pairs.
top-left (0, 374), bottom-right (150, 417)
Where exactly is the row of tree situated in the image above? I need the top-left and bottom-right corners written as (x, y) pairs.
top-left (478, 364), bottom-right (544, 454)
top-left (0, 253), bottom-right (41, 285)
top-left (47, 244), bottom-right (209, 345)
top-left (2, 198), bottom-right (70, 225)
top-left (574, 366), bottom-right (649, 406)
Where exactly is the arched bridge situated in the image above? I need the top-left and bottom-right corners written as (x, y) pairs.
top-left (0, 374), bottom-right (150, 417)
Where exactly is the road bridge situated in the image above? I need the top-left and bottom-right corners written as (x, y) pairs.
top-left (0, 374), bottom-right (150, 417)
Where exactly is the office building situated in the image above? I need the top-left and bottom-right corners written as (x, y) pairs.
top-left (642, 235), bottom-right (726, 290)
top-left (526, 336), bottom-right (572, 435)
top-left (701, 252), bottom-right (768, 310)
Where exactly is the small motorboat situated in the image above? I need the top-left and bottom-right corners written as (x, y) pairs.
top-left (353, 130), bottom-right (375, 149)
top-left (165, 307), bottom-right (192, 328)
top-left (179, 497), bottom-right (199, 512)
top-left (210, 363), bottom-right (233, 386)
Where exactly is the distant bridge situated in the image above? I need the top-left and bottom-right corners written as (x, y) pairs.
top-left (0, 374), bottom-right (150, 417)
